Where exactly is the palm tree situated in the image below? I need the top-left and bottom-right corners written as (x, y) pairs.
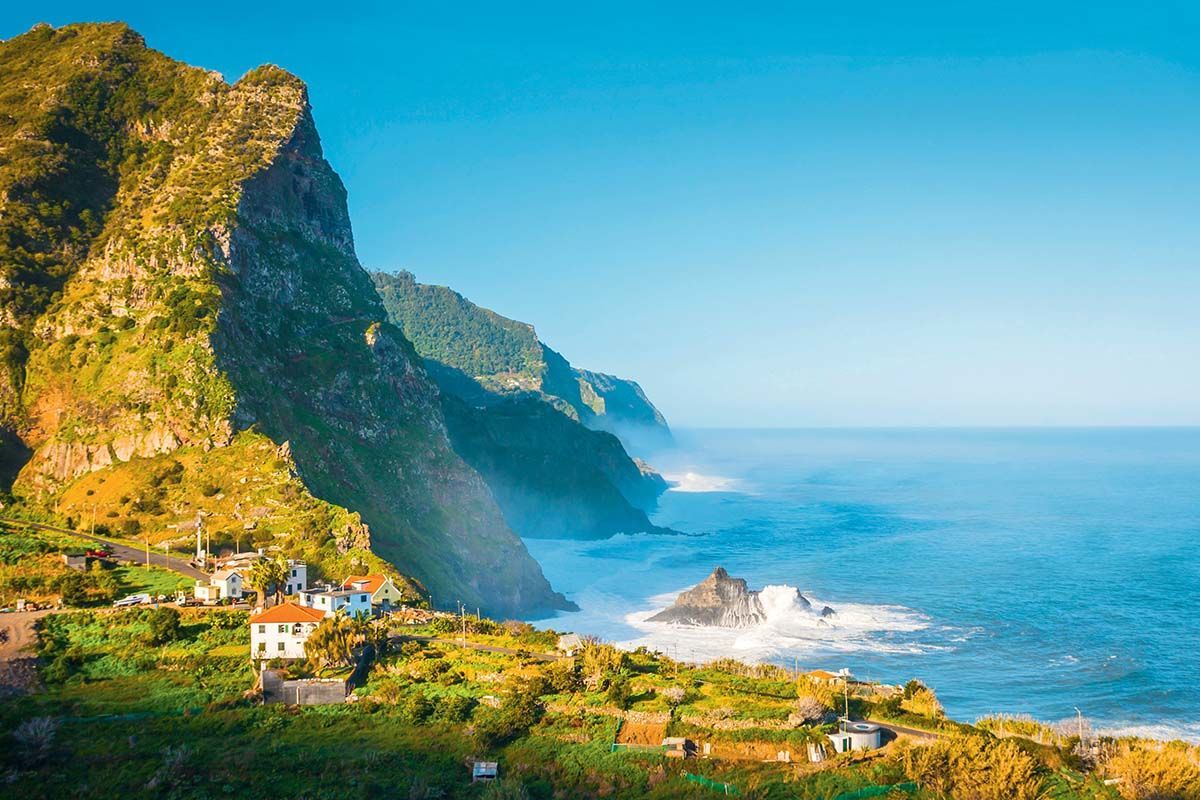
top-left (305, 612), bottom-right (359, 673)
top-left (248, 557), bottom-right (286, 607)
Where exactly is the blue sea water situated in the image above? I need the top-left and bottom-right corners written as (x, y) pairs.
top-left (526, 428), bottom-right (1200, 741)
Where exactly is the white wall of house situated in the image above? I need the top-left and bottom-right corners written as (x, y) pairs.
top-left (299, 590), bottom-right (371, 617)
top-left (284, 562), bottom-right (308, 595)
top-left (251, 620), bottom-right (317, 660)
top-left (215, 572), bottom-right (243, 600)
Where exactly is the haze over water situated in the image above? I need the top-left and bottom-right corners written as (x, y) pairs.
top-left (528, 427), bottom-right (1200, 741)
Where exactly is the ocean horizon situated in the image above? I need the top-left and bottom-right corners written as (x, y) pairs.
top-left (528, 426), bottom-right (1200, 742)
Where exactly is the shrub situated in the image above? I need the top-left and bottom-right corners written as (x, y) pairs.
top-left (12, 716), bottom-right (59, 766)
top-left (605, 674), bottom-right (632, 710)
top-left (144, 606), bottom-right (182, 645)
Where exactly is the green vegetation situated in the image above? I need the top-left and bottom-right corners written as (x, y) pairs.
top-left (0, 523), bottom-right (188, 606)
top-left (2, 609), bottom-right (1195, 798)
top-left (372, 270), bottom-right (545, 383)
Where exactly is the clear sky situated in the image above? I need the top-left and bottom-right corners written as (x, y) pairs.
top-left (8, 3), bottom-right (1200, 427)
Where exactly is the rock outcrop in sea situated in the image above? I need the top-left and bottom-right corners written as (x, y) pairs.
top-left (648, 567), bottom-right (834, 628)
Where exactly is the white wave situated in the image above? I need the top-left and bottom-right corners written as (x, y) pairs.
top-left (662, 471), bottom-right (741, 493)
top-left (1095, 721), bottom-right (1200, 744)
top-left (617, 583), bottom-right (932, 664)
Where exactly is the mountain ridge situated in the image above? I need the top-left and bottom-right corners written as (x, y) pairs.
top-left (0, 22), bottom-right (569, 617)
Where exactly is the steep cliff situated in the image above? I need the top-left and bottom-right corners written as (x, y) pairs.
top-left (372, 270), bottom-right (672, 448)
top-left (372, 270), bottom-right (670, 540)
top-left (0, 23), bottom-right (569, 616)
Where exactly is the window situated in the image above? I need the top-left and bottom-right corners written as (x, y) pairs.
top-left (258, 625), bottom-right (266, 634)
top-left (278, 625), bottom-right (287, 633)
top-left (359, 595), bottom-right (367, 603)
top-left (258, 642), bottom-right (266, 652)
top-left (277, 642), bottom-right (285, 652)
top-left (291, 569), bottom-right (297, 577)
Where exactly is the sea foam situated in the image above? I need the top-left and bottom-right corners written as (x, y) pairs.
top-left (618, 583), bottom-right (932, 663)
top-left (662, 471), bottom-right (741, 493)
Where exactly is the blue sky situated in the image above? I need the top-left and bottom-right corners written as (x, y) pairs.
top-left (8, 3), bottom-right (1200, 426)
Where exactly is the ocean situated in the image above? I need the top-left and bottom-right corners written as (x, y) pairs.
top-left (526, 427), bottom-right (1200, 741)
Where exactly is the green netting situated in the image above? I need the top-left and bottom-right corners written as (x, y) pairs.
top-left (682, 772), bottom-right (741, 795)
top-left (831, 782), bottom-right (919, 800)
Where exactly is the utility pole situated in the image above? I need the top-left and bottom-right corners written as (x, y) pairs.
top-left (1074, 706), bottom-right (1085, 742)
top-left (144, 537), bottom-right (150, 567)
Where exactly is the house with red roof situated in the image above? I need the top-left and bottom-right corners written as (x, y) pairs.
top-left (341, 573), bottom-right (407, 611)
top-left (250, 602), bottom-right (326, 660)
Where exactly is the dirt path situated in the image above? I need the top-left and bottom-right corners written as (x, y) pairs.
top-left (0, 609), bottom-right (53, 695)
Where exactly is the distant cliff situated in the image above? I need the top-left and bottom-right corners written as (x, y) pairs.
top-left (372, 270), bottom-right (672, 449)
top-left (372, 270), bottom-right (670, 540)
top-left (0, 23), bottom-right (569, 617)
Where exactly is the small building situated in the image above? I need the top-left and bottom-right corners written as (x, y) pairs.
top-left (283, 560), bottom-right (308, 596)
top-left (61, 553), bottom-right (88, 571)
top-left (209, 569), bottom-right (244, 600)
top-left (661, 737), bottom-right (696, 759)
top-left (298, 585), bottom-right (371, 618)
top-left (829, 720), bottom-right (882, 753)
top-left (194, 581), bottom-right (222, 603)
top-left (250, 602), bottom-right (326, 660)
top-left (341, 573), bottom-right (404, 610)
top-left (471, 761), bottom-right (498, 783)
top-left (556, 633), bottom-right (583, 656)
top-left (804, 668), bottom-right (852, 685)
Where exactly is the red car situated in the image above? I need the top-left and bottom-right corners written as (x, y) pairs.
top-left (86, 548), bottom-right (113, 558)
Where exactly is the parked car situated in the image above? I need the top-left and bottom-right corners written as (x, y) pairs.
top-left (113, 593), bottom-right (151, 608)
top-left (85, 548), bottom-right (113, 558)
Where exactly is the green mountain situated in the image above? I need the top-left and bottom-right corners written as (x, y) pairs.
top-left (372, 271), bottom-right (671, 539)
top-left (0, 22), bottom-right (569, 617)
top-left (372, 270), bottom-right (672, 448)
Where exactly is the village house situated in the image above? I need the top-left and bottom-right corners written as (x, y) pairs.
top-left (556, 633), bottom-right (583, 657)
top-left (283, 560), bottom-right (308, 595)
top-left (340, 573), bottom-right (404, 610)
top-left (194, 569), bottom-right (244, 603)
top-left (250, 602), bottom-right (326, 660)
top-left (298, 585), bottom-right (371, 618)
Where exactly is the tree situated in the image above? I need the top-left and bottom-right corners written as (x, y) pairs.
top-left (304, 612), bottom-right (358, 672)
top-left (248, 556), bottom-right (287, 606)
top-left (661, 685), bottom-right (687, 711)
top-left (605, 673), bottom-right (633, 710)
top-left (144, 606), bottom-right (182, 645)
top-left (54, 571), bottom-right (87, 606)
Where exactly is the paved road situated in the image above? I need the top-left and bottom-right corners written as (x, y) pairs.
top-left (0, 517), bottom-right (207, 580)
top-left (865, 718), bottom-right (943, 741)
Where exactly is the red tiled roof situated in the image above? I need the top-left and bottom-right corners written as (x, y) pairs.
top-left (341, 574), bottom-right (387, 594)
top-left (250, 602), bottom-right (326, 625)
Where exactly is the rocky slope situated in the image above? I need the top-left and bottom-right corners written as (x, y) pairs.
top-left (372, 270), bottom-right (670, 539)
top-left (0, 22), bottom-right (569, 617)
top-left (372, 270), bottom-right (672, 449)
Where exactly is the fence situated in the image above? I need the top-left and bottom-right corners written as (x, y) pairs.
top-left (682, 772), bottom-right (741, 796)
top-left (831, 782), bottom-right (919, 800)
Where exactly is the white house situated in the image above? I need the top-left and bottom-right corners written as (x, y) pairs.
top-left (340, 573), bottom-right (404, 610)
top-left (194, 569), bottom-right (244, 602)
top-left (298, 585), bottom-right (371, 618)
top-left (210, 569), bottom-right (244, 600)
top-left (250, 602), bottom-right (326, 660)
top-left (283, 560), bottom-right (308, 596)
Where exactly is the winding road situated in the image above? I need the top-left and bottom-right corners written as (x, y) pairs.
top-left (0, 517), bottom-right (207, 580)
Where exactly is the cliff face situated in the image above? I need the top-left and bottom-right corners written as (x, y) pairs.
top-left (372, 270), bottom-right (670, 540)
top-left (0, 23), bottom-right (569, 617)
top-left (372, 270), bottom-right (672, 449)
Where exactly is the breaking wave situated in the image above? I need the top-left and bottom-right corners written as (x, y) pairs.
top-left (663, 471), bottom-right (741, 493)
top-left (618, 583), bottom-right (933, 663)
